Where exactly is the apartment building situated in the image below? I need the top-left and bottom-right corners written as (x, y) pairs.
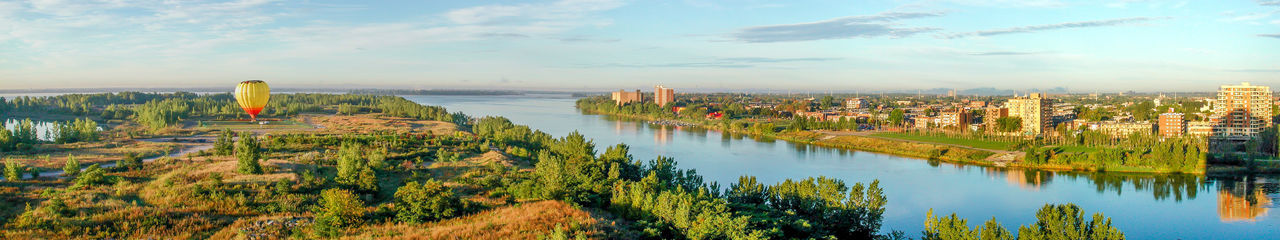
top-left (654, 85), bottom-right (675, 106)
top-left (1210, 82), bottom-right (1272, 139)
top-left (1006, 93), bottom-right (1053, 135)
top-left (610, 89), bottom-right (643, 105)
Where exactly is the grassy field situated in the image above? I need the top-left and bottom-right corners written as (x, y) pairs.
top-left (197, 120), bottom-right (312, 130)
top-left (870, 132), bottom-right (1017, 150)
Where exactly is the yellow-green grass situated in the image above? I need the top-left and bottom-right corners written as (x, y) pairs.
top-left (197, 120), bottom-right (312, 130)
top-left (870, 132), bottom-right (1016, 151)
top-left (347, 200), bottom-right (625, 240)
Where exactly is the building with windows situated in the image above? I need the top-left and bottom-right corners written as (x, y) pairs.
top-left (939, 110), bottom-right (972, 128)
top-left (1210, 82), bottom-right (1272, 139)
top-left (1051, 102), bottom-right (1077, 125)
top-left (1158, 109), bottom-right (1186, 138)
top-left (1099, 121), bottom-right (1154, 137)
top-left (654, 85), bottom-right (675, 106)
top-left (1188, 121), bottom-right (1215, 137)
top-left (1006, 93), bottom-right (1053, 135)
top-left (610, 89), bottom-right (643, 105)
top-left (914, 116), bottom-right (936, 129)
top-left (845, 98), bottom-right (865, 109)
top-left (984, 107), bottom-right (1008, 129)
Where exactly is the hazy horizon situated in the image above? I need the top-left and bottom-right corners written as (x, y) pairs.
top-left (2, 0), bottom-right (1278, 91)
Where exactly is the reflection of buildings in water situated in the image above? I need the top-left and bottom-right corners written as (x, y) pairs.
top-left (1009, 170), bottom-right (1050, 190)
top-left (1217, 177), bottom-right (1275, 222)
top-left (989, 169), bottom-right (1051, 190)
top-left (654, 125), bottom-right (671, 145)
top-left (614, 120), bottom-right (639, 135)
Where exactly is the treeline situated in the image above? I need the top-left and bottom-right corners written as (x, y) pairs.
top-left (0, 118), bottom-right (100, 153)
top-left (1025, 137), bottom-right (1205, 173)
top-left (0, 119), bottom-right (40, 152)
top-left (896, 129), bottom-right (1207, 173)
top-left (922, 204), bottom-right (1123, 240)
top-left (576, 96), bottom-right (794, 121)
top-left (12, 92), bottom-right (474, 130)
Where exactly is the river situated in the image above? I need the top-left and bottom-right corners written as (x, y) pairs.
top-left (402, 94), bottom-right (1278, 239)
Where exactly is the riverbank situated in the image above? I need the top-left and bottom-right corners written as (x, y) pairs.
top-left (578, 109), bottom-right (1204, 175)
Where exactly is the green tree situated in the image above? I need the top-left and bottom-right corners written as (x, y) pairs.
top-left (118, 152), bottom-right (143, 170)
top-left (214, 130), bottom-right (234, 156)
top-left (336, 142), bottom-right (363, 184)
top-left (394, 179), bottom-right (466, 223)
top-left (923, 203), bottom-right (1123, 240)
top-left (996, 117), bottom-right (1022, 132)
top-left (314, 188), bottom-right (366, 237)
top-left (235, 132), bottom-right (263, 174)
top-left (63, 155), bottom-right (80, 177)
top-left (73, 164), bottom-right (111, 188)
top-left (335, 142), bottom-right (377, 192)
top-left (1016, 204), bottom-right (1124, 240)
top-left (889, 109), bottom-right (906, 127)
top-left (923, 209), bottom-right (1012, 240)
top-left (368, 147), bottom-right (388, 170)
top-left (1127, 101), bottom-right (1155, 121)
top-left (4, 159), bottom-right (22, 181)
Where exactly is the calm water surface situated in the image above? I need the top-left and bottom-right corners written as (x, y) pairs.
top-left (404, 94), bottom-right (1278, 239)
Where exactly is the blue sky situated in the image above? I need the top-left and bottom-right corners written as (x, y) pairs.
top-left (1, 0), bottom-right (1277, 92)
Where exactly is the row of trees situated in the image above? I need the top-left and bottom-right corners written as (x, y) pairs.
top-left (50, 118), bottom-right (100, 144)
top-left (0, 119), bottom-right (40, 152)
top-left (0, 118), bottom-right (100, 153)
top-left (4, 92), bottom-right (468, 131)
top-left (922, 204), bottom-right (1124, 240)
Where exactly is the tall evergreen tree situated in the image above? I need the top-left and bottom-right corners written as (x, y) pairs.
top-left (63, 155), bottom-right (80, 177)
top-left (214, 130), bottom-right (234, 156)
top-left (235, 132), bottom-right (263, 174)
top-left (4, 159), bottom-right (22, 181)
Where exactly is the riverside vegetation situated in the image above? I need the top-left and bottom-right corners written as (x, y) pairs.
top-left (1, 93), bottom-right (1127, 239)
top-left (576, 96), bottom-right (1212, 174)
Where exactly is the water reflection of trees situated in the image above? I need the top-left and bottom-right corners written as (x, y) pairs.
top-left (980, 168), bottom-right (1212, 202)
top-left (591, 112), bottom-right (1280, 219)
top-left (1212, 175), bottom-right (1277, 222)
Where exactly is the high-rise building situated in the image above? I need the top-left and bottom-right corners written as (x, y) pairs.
top-left (610, 89), bottom-right (643, 105)
top-left (939, 110), bottom-right (972, 128)
top-left (1210, 82), bottom-right (1272, 139)
top-left (984, 107), bottom-right (1008, 129)
top-left (654, 85), bottom-right (675, 106)
top-left (1158, 108), bottom-right (1185, 138)
top-left (1006, 93), bottom-right (1053, 135)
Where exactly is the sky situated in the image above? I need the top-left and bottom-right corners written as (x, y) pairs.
top-left (0, 0), bottom-right (1278, 92)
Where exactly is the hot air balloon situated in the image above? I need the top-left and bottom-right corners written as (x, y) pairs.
top-left (234, 80), bottom-right (270, 121)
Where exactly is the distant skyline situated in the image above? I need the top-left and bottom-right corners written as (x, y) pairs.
top-left (2, 0), bottom-right (1278, 92)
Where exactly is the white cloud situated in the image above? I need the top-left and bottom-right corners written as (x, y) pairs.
top-left (445, 0), bottom-right (623, 25)
top-left (731, 11), bottom-right (945, 42)
top-left (940, 17), bottom-right (1169, 39)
